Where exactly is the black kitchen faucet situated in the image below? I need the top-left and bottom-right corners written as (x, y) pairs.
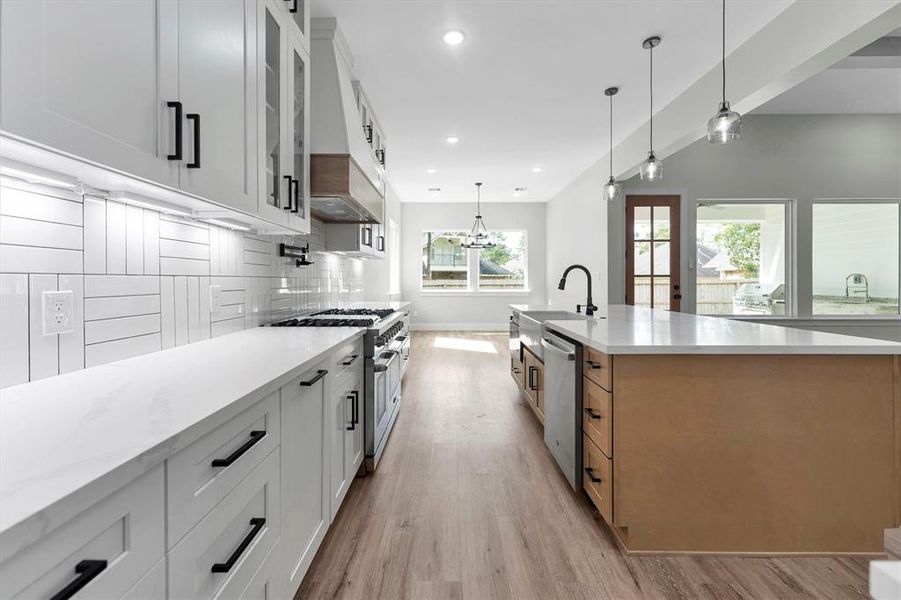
top-left (558, 264), bottom-right (597, 316)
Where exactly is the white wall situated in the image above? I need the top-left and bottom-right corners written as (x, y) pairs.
top-left (401, 202), bottom-right (546, 330)
top-left (545, 162), bottom-right (608, 311)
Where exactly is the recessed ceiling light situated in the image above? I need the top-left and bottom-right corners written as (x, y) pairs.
top-left (428, 187), bottom-right (441, 193)
top-left (443, 30), bottom-right (465, 46)
top-left (445, 136), bottom-right (459, 145)
top-left (531, 167), bottom-right (542, 173)
top-left (426, 168), bottom-right (437, 174)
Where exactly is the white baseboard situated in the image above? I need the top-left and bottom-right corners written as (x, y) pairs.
top-left (411, 323), bottom-right (508, 332)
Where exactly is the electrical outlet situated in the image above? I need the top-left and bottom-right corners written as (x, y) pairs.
top-left (42, 290), bottom-right (74, 335)
top-left (209, 285), bottom-right (222, 315)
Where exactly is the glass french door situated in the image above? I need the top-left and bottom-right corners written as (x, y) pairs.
top-left (625, 195), bottom-right (681, 311)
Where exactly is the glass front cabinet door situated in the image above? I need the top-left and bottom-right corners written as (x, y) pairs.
top-left (286, 28), bottom-right (311, 233)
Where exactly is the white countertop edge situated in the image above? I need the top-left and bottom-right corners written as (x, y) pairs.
top-left (0, 327), bottom-right (365, 545)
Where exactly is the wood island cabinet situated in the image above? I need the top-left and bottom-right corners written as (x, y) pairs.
top-left (522, 348), bottom-right (544, 423)
top-left (576, 347), bottom-right (900, 555)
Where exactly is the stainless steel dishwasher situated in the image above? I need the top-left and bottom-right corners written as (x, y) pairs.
top-left (541, 329), bottom-right (583, 491)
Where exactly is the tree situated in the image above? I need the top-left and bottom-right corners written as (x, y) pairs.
top-left (715, 223), bottom-right (760, 277)
top-left (481, 233), bottom-right (513, 266)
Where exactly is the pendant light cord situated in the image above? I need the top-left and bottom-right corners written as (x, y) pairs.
top-left (649, 44), bottom-right (654, 153)
top-left (721, 0), bottom-right (726, 104)
top-left (609, 94), bottom-right (614, 176)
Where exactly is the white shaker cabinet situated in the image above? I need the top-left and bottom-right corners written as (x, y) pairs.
top-left (0, 0), bottom-right (180, 188)
top-left (256, 0), bottom-right (311, 233)
top-left (279, 365), bottom-right (329, 597)
top-left (177, 0), bottom-right (258, 214)
top-left (330, 369), bottom-right (363, 520)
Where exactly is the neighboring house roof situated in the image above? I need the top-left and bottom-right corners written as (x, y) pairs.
top-left (633, 243), bottom-right (719, 278)
top-left (479, 256), bottom-right (515, 276)
top-left (703, 250), bottom-right (739, 272)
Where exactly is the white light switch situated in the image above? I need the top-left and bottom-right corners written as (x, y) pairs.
top-left (42, 290), bottom-right (74, 335)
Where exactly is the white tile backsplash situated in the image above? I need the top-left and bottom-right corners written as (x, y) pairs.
top-left (0, 183), bottom-right (364, 388)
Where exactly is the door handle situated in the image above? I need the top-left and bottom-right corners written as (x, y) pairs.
top-left (528, 366), bottom-right (537, 390)
top-left (346, 392), bottom-right (356, 430)
top-left (342, 354), bottom-right (359, 366)
top-left (166, 101), bottom-right (183, 161)
top-left (289, 0), bottom-right (298, 13)
top-left (674, 294), bottom-right (682, 299)
top-left (584, 408), bottom-right (602, 420)
top-left (283, 175), bottom-right (293, 211)
top-left (50, 560), bottom-right (108, 600)
top-left (584, 467), bottom-right (602, 484)
top-left (211, 430), bottom-right (266, 468)
top-left (300, 369), bottom-right (328, 386)
top-left (186, 113), bottom-right (201, 168)
top-left (211, 518), bottom-right (266, 573)
top-left (291, 177), bottom-right (300, 214)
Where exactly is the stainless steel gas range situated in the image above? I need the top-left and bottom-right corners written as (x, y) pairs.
top-left (268, 306), bottom-right (411, 471)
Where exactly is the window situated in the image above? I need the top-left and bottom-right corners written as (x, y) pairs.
top-left (479, 231), bottom-right (527, 290)
top-left (695, 201), bottom-right (789, 316)
top-left (812, 202), bottom-right (899, 315)
top-left (420, 230), bottom-right (528, 292)
top-left (421, 231), bottom-right (469, 289)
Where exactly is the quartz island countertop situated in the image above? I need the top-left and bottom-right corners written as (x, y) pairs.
top-left (512, 304), bottom-right (901, 355)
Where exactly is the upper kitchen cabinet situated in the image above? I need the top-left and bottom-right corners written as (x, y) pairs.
top-left (177, 0), bottom-right (258, 215)
top-left (353, 82), bottom-right (387, 176)
top-left (257, 0), bottom-right (311, 233)
top-left (277, 0), bottom-right (310, 50)
top-left (0, 0), bottom-right (180, 188)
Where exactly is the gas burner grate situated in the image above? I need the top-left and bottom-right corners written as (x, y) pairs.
top-left (314, 308), bottom-right (396, 319)
top-left (270, 317), bottom-right (375, 327)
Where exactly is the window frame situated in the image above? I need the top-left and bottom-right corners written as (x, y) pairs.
top-left (419, 228), bottom-right (530, 295)
top-left (691, 198), bottom-right (796, 318)
top-left (809, 198), bottom-right (901, 318)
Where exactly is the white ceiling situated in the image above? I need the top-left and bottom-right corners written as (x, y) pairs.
top-left (311, 0), bottom-right (793, 203)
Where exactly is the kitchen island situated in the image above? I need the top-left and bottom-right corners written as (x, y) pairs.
top-left (511, 304), bottom-right (901, 555)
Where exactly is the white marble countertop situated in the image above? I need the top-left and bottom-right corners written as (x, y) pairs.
top-left (0, 326), bottom-right (365, 537)
top-left (517, 304), bottom-right (901, 354)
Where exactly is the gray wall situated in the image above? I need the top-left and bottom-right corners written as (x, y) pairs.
top-left (609, 114), bottom-right (901, 340)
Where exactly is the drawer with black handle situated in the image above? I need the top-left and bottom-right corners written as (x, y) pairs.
top-left (169, 449), bottom-right (280, 600)
top-left (0, 465), bottom-right (164, 600)
top-left (166, 391), bottom-right (280, 547)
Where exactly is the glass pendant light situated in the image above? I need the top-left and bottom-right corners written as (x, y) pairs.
top-left (461, 182), bottom-right (495, 249)
top-left (707, 0), bottom-right (741, 143)
top-left (640, 36), bottom-right (663, 181)
top-left (602, 87), bottom-right (622, 201)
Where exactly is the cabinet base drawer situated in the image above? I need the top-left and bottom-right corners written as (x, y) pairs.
top-left (583, 434), bottom-right (613, 524)
top-left (0, 465), bottom-right (164, 600)
top-left (582, 376), bottom-right (612, 458)
top-left (583, 347), bottom-right (612, 391)
top-left (169, 449), bottom-right (280, 600)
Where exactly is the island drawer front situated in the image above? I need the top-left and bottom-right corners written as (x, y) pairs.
top-left (511, 355), bottom-right (525, 389)
top-left (333, 338), bottom-right (365, 378)
top-left (169, 448), bottom-right (280, 600)
top-left (0, 465), bottom-right (164, 600)
top-left (583, 377), bottom-right (612, 458)
top-left (166, 390), bottom-right (280, 548)
top-left (583, 434), bottom-right (613, 524)
top-left (583, 347), bottom-right (612, 391)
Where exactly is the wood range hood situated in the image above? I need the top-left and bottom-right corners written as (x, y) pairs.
top-left (310, 153), bottom-right (383, 224)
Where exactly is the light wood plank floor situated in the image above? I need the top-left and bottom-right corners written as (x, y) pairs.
top-left (297, 331), bottom-right (899, 600)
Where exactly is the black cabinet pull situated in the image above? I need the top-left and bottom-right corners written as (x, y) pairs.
top-left (375, 148), bottom-right (385, 167)
top-left (366, 227), bottom-right (373, 247)
top-left (342, 354), bottom-right (359, 366)
top-left (364, 124), bottom-right (373, 144)
top-left (584, 408), bottom-right (602, 420)
top-left (291, 177), bottom-right (300, 214)
top-left (211, 430), bottom-right (266, 468)
top-left (166, 101), bottom-right (183, 161)
top-left (186, 113), bottom-right (201, 168)
top-left (674, 294), bottom-right (682, 300)
top-left (584, 467), bottom-right (602, 484)
top-left (300, 369), bottom-right (328, 386)
top-left (528, 366), bottom-right (537, 390)
top-left (346, 391), bottom-right (358, 430)
top-left (50, 560), bottom-right (107, 600)
top-left (585, 360), bottom-right (602, 370)
top-left (211, 518), bottom-right (266, 573)
top-left (377, 235), bottom-right (385, 252)
top-left (289, 0), bottom-right (298, 13)
top-left (283, 175), bottom-right (293, 211)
